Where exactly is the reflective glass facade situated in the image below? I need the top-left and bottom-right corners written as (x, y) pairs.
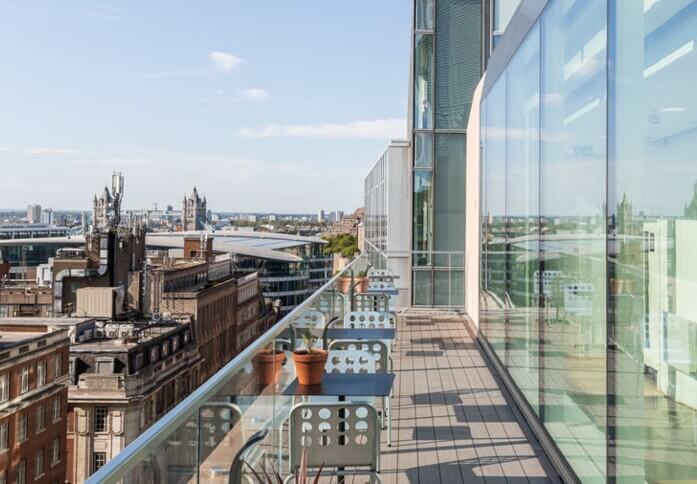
top-left (479, 0), bottom-right (697, 482)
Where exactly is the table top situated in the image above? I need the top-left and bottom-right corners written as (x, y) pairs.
top-left (282, 372), bottom-right (395, 397)
top-left (364, 288), bottom-right (399, 296)
top-left (326, 328), bottom-right (396, 340)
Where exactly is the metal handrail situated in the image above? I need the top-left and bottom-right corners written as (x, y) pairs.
top-left (87, 254), bottom-right (368, 484)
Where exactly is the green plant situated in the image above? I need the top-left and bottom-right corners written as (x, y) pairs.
top-left (300, 330), bottom-right (319, 354)
top-left (322, 233), bottom-right (359, 258)
top-left (245, 448), bottom-right (324, 483)
top-left (357, 270), bottom-right (367, 278)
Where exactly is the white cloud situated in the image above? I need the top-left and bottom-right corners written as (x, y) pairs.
top-left (236, 118), bottom-right (406, 140)
top-left (25, 147), bottom-right (79, 155)
top-left (243, 88), bottom-right (270, 101)
top-left (0, 146), bottom-right (11, 152)
top-left (209, 51), bottom-right (243, 72)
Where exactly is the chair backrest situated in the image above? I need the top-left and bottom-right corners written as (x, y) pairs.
top-left (228, 428), bottom-right (268, 484)
top-left (292, 310), bottom-right (326, 330)
top-left (367, 276), bottom-right (395, 291)
top-left (367, 269), bottom-right (392, 278)
top-left (310, 292), bottom-right (345, 319)
top-left (343, 311), bottom-right (394, 329)
top-left (352, 293), bottom-right (390, 313)
top-left (288, 403), bottom-right (380, 472)
top-left (327, 340), bottom-right (388, 374)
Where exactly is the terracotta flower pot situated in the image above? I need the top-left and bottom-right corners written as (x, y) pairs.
top-left (252, 350), bottom-right (287, 387)
top-left (336, 276), bottom-right (352, 294)
top-left (292, 350), bottom-right (328, 386)
top-left (356, 276), bottom-right (370, 294)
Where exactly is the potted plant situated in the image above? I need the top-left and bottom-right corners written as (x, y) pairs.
top-left (252, 345), bottom-right (286, 387)
top-left (291, 331), bottom-right (328, 386)
top-left (245, 448), bottom-right (324, 483)
top-left (335, 271), bottom-right (353, 294)
top-left (355, 270), bottom-right (369, 293)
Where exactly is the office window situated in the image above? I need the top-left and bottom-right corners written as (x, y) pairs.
top-left (93, 407), bottom-right (107, 433)
top-left (20, 367), bottom-right (29, 394)
top-left (434, 133), bottom-right (466, 252)
top-left (414, 34), bottom-right (434, 130)
top-left (52, 398), bottom-right (61, 423)
top-left (17, 414), bottom-right (27, 442)
top-left (413, 170), bottom-right (433, 262)
top-left (0, 374), bottom-right (8, 402)
top-left (414, 132), bottom-right (433, 167)
top-left (50, 438), bottom-right (60, 466)
top-left (36, 361), bottom-right (46, 387)
top-left (150, 347), bottom-right (158, 362)
top-left (0, 422), bottom-right (7, 451)
top-left (435, 0), bottom-right (481, 128)
top-left (17, 460), bottom-right (26, 484)
top-left (35, 406), bottom-right (45, 433)
top-left (34, 451), bottom-right (43, 479)
top-left (53, 354), bottom-right (62, 378)
top-left (93, 452), bottom-right (106, 473)
top-left (161, 342), bottom-right (169, 357)
top-left (415, 0), bottom-right (433, 30)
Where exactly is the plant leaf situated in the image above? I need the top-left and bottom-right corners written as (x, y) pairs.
top-left (244, 461), bottom-right (265, 483)
top-left (311, 462), bottom-right (325, 484)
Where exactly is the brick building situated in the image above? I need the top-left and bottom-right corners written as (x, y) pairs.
top-left (0, 322), bottom-right (70, 484)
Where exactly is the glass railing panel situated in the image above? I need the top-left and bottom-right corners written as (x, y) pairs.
top-left (88, 255), bottom-right (369, 484)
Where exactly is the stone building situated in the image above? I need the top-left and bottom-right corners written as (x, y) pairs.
top-left (182, 187), bottom-right (207, 231)
top-left (58, 317), bottom-right (201, 483)
top-left (0, 321), bottom-right (70, 484)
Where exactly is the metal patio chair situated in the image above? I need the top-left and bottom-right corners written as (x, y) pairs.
top-left (309, 291), bottom-right (345, 320)
top-left (352, 293), bottom-right (391, 313)
top-left (290, 310), bottom-right (326, 350)
top-left (284, 402), bottom-right (383, 483)
top-left (327, 340), bottom-right (392, 446)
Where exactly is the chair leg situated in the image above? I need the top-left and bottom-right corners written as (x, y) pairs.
top-left (386, 395), bottom-right (392, 447)
top-left (372, 471), bottom-right (385, 484)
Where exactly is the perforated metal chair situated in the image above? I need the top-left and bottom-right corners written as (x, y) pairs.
top-left (343, 311), bottom-right (397, 356)
top-left (228, 428), bottom-right (268, 484)
top-left (327, 340), bottom-right (391, 446)
top-left (284, 402), bottom-right (383, 483)
top-left (290, 310), bottom-right (326, 350)
top-left (343, 311), bottom-right (395, 329)
top-left (367, 276), bottom-right (396, 292)
top-left (309, 291), bottom-right (345, 320)
top-left (353, 293), bottom-right (390, 313)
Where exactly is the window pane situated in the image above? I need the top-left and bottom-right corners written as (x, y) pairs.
top-left (413, 271), bottom-right (433, 306)
top-left (505, 24), bottom-right (540, 413)
top-left (413, 170), bottom-right (433, 263)
top-left (435, 0), bottom-right (481, 129)
top-left (434, 133), bottom-right (465, 252)
top-left (414, 132), bottom-right (433, 167)
top-left (481, 75), bottom-right (507, 360)
top-left (415, 0), bottom-right (433, 30)
top-left (413, 34), bottom-right (434, 130)
top-left (611, 1), bottom-right (697, 481)
top-left (540, 0), bottom-right (607, 479)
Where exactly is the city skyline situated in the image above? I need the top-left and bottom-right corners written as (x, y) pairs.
top-left (0, 1), bottom-right (409, 212)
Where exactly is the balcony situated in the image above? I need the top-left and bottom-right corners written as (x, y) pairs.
top-left (88, 255), bottom-right (556, 484)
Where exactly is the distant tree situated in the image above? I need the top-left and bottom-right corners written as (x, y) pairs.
top-left (322, 233), bottom-right (359, 258)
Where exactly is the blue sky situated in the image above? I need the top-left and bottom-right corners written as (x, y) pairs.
top-left (0, 1), bottom-right (410, 212)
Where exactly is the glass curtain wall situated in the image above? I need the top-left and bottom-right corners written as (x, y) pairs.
top-left (412, 0), bottom-right (478, 306)
top-left (610, 0), bottom-right (697, 482)
top-left (480, 0), bottom-right (697, 482)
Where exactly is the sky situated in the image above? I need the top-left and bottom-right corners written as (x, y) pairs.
top-left (0, 1), bottom-right (410, 213)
